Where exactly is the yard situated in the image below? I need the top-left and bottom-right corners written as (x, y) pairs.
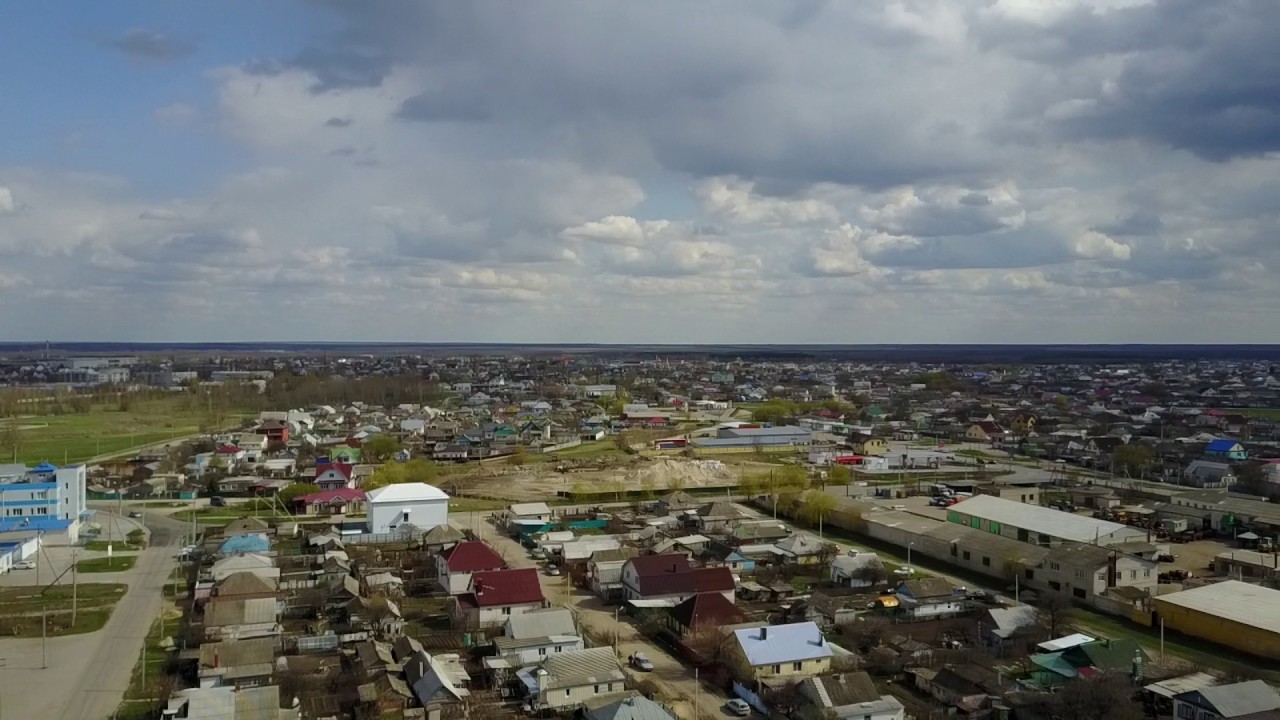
top-left (0, 397), bottom-right (250, 465)
top-left (76, 556), bottom-right (139, 573)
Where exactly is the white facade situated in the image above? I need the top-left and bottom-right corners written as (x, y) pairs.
top-left (367, 483), bottom-right (450, 534)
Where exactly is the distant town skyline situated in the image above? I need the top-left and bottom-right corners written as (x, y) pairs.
top-left (1, 1), bottom-right (1277, 343)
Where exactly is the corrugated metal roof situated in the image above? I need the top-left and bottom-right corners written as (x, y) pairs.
top-left (1195, 680), bottom-right (1280, 717)
top-left (506, 608), bottom-right (576, 640)
top-left (1155, 580), bottom-right (1280, 635)
top-left (540, 647), bottom-right (625, 689)
top-left (949, 495), bottom-right (1142, 544)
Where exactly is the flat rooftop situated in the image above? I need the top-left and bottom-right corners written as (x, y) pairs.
top-left (1155, 580), bottom-right (1280, 635)
top-left (949, 494), bottom-right (1142, 544)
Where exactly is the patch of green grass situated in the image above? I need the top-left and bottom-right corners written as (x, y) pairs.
top-left (76, 556), bottom-right (138, 573)
top-left (83, 540), bottom-right (143, 552)
top-left (116, 618), bottom-right (173, 719)
top-left (0, 583), bottom-right (128, 613)
top-left (447, 497), bottom-right (508, 512)
top-left (0, 606), bottom-right (116, 637)
top-left (1226, 407), bottom-right (1280, 420)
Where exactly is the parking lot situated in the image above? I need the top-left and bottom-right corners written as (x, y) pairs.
top-left (0, 512), bottom-right (149, 588)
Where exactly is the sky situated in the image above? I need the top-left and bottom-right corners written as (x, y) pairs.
top-left (2, 0), bottom-right (1279, 344)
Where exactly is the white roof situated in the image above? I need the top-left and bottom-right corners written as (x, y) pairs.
top-left (1036, 633), bottom-right (1096, 652)
top-left (367, 482), bottom-right (450, 504)
top-left (949, 494), bottom-right (1143, 544)
top-left (1155, 580), bottom-right (1280, 635)
top-left (509, 502), bottom-right (551, 516)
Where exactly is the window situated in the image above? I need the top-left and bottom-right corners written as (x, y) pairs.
top-left (539, 648), bottom-right (547, 656)
top-left (1144, 569), bottom-right (1151, 578)
top-left (594, 685), bottom-right (600, 693)
top-left (773, 665), bottom-right (781, 673)
top-left (950, 545), bottom-right (958, 557)
top-left (1073, 588), bottom-right (1087, 599)
top-left (1130, 570), bottom-right (1137, 580)
top-left (1049, 581), bottom-right (1062, 591)
top-left (502, 607), bottom-right (512, 615)
top-left (1074, 570), bottom-right (1083, 579)
top-left (963, 551), bottom-right (971, 561)
top-left (1017, 528), bottom-right (1029, 542)
top-left (982, 556), bottom-right (991, 567)
top-left (793, 662), bottom-right (803, 671)
top-left (1024, 569), bottom-right (1035, 580)
top-left (566, 690), bottom-right (571, 697)
top-left (1049, 562), bottom-right (1060, 571)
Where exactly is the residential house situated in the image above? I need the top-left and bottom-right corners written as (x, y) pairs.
top-left (314, 462), bottom-right (355, 491)
top-left (508, 502), bottom-right (553, 524)
top-left (294, 488), bottom-right (366, 515)
top-left (965, 422), bottom-right (1006, 442)
top-left (776, 532), bottom-right (827, 565)
top-left (979, 605), bottom-right (1040, 657)
top-left (701, 540), bottom-right (756, 574)
top-left (665, 591), bottom-right (746, 640)
top-left (1173, 680), bottom-right (1280, 720)
top-left (894, 577), bottom-right (963, 619)
top-left (620, 554), bottom-right (735, 604)
top-left (1028, 542), bottom-right (1157, 604)
top-left (519, 647), bottom-right (627, 712)
top-left (256, 419), bottom-right (290, 445)
top-left (402, 650), bottom-right (471, 719)
top-left (731, 521), bottom-right (791, 546)
top-left (164, 686), bottom-right (298, 720)
top-left (209, 553), bottom-right (278, 583)
top-left (694, 501), bottom-right (742, 533)
top-left (212, 571), bottom-right (281, 604)
top-left (911, 663), bottom-right (999, 715)
top-left (830, 551), bottom-right (886, 588)
top-left (795, 672), bottom-right (906, 720)
top-left (849, 434), bottom-right (889, 456)
top-left (203, 597), bottom-right (281, 642)
top-left (493, 607), bottom-right (584, 665)
top-left (1205, 439), bottom-right (1248, 462)
top-left (453, 568), bottom-right (545, 629)
top-left (727, 622), bottom-right (833, 683)
top-left (589, 548), bottom-right (639, 602)
top-left (1029, 638), bottom-right (1146, 686)
top-left (656, 491), bottom-right (700, 515)
top-left (422, 523), bottom-right (465, 552)
top-left (436, 541), bottom-right (506, 595)
top-left (584, 695), bottom-right (678, 720)
top-left (1182, 460), bottom-right (1236, 489)
top-left (198, 637), bottom-right (276, 689)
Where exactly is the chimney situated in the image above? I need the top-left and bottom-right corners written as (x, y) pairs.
top-left (760, 626), bottom-right (768, 640)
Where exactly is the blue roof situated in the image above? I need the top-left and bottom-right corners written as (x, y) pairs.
top-left (1206, 439), bottom-right (1240, 452)
top-left (32, 462), bottom-right (58, 473)
top-left (0, 517), bottom-right (72, 533)
top-left (218, 533), bottom-right (271, 555)
top-left (732, 621), bottom-right (833, 666)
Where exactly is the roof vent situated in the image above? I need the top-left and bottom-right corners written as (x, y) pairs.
top-left (760, 626), bottom-right (768, 640)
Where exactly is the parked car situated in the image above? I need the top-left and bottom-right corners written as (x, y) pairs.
top-left (894, 566), bottom-right (916, 576)
top-left (210, 496), bottom-right (227, 507)
top-left (629, 653), bottom-right (654, 671)
top-left (11, 560), bottom-right (35, 570)
top-left (128, 511), bottom-right (143, 519)
top-left (725, 699), bottom-right (751, 716)
top-left (545, 566), bottom-right (561, 576)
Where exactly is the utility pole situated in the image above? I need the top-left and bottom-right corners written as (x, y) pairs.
top-left (71, 547), bottom-right (78, 626)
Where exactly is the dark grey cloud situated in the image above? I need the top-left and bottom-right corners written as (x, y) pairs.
top-left (101, 29), bottom-right (197, 61)
top-left (397, 87), bottom-right (492, 124)
top-left (983, 0), bottom-right (1280, 161)
top-left (323, 116), bottom-right (353, 128)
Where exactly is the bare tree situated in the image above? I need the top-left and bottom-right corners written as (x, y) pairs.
top-left (1052, 674), bottom-right (1142, 720)
top-left (1035, 591), bottom-right (1074, 638)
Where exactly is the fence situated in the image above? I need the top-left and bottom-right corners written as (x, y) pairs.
top-left (731, 681), bottom-right (769, 714)
top-left (535, 439), bottom-right (583, 454)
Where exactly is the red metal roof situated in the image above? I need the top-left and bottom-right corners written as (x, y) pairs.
top-left (465, 568), bottom-right (543, 607)
top-left (315, 462), bottom-right (354, 480)
top-left (439, 541), bottom-right (506, 572)
top-left (668, 591), bottom-right (746, 630)
top-left (626, 555), bottom-right (735, 597)
top-left (297, 488), bottom-right (366, 505)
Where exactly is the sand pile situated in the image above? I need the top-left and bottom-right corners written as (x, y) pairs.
top-left (630, 457), bottom-right (735, 488)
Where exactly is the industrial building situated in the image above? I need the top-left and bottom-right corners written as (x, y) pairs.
top-left (946, 495), bottom-right (1148, 547)
top-left (691, 425), bottom-right (813, 450)
top-left (1153, 581), bottom-right (1280, 660)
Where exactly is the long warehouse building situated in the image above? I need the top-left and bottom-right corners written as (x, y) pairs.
top-left (1153, 581), bottom-right (1280, 660)
top-left (946, 494), bottom-right (1149, 547)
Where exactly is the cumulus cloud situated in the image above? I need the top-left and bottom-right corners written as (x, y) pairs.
top-left (3, 1), bottom-right (1279, 341)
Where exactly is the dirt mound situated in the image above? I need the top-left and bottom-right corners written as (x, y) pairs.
top-left (629, 457), bottom-right (735, 489)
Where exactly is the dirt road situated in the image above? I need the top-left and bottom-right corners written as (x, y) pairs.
top-left (453, 512), bottom-right (737, 718)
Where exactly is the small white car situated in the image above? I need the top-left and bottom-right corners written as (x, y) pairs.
top-left (725, 699), bottom-right (751, 716)
top-left (894, 566), bottom-right (916, 576)
top-left (629, 653), bottom-right (654, 671)
top-left (545, 566), bottom-right (561, 576)
top-left (12, 560), bottom-right (36, 570)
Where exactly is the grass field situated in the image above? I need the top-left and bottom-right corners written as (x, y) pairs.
top-left (116, 618), bottom-right (171, 720)
top-left (76, 556), bottom-right (138, 573)
top-left (1226, 407), bottom-right (1280, 420)
top-left (0, 398), bottom-right (250, 465)
top-left (83, 540), bottom-right (143, 552)
top-left (0, 583), bottom-right (127, 614)
top-left (0, 606), bottom-right (116, 637)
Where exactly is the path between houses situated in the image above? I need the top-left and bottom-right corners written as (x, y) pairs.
top-left (452, 512), bottom-right (737, 719)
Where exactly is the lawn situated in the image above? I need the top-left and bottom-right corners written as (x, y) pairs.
top-left (1225, 407), bottom-right (1280, 420)
top-left (0, 583), bottom-right (127, 614)
top-left (77, 556), bottom-right (139, 573)
top-left (447, 497), bottom-right (508, 513)
top-left (84, 540), bottom-right (143, 552)
top-left (0, 397), bottom-right (250, 465)
top-left (0, 606), bottom-right (116, 637)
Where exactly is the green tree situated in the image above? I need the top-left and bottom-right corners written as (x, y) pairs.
top-left (1112, 444), bottom-right (1154, 478)
top-left (361, 434), bottom-right (402, 463)
top-left (508, 446), bottom-right (527, 466)
top-left (277, 482), bottom-right (322, 508)
top-left (828, 464), bottom-right (853, 488)
top-left (362, 463), bottom-right (407, 491)
top-left (401, 459), bottom-right (438, 484)
top-left (798, 490), bottom-right (838, 538)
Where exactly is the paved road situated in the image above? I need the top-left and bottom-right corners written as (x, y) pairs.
top-left (0, 511), bottom-right (184, 720)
